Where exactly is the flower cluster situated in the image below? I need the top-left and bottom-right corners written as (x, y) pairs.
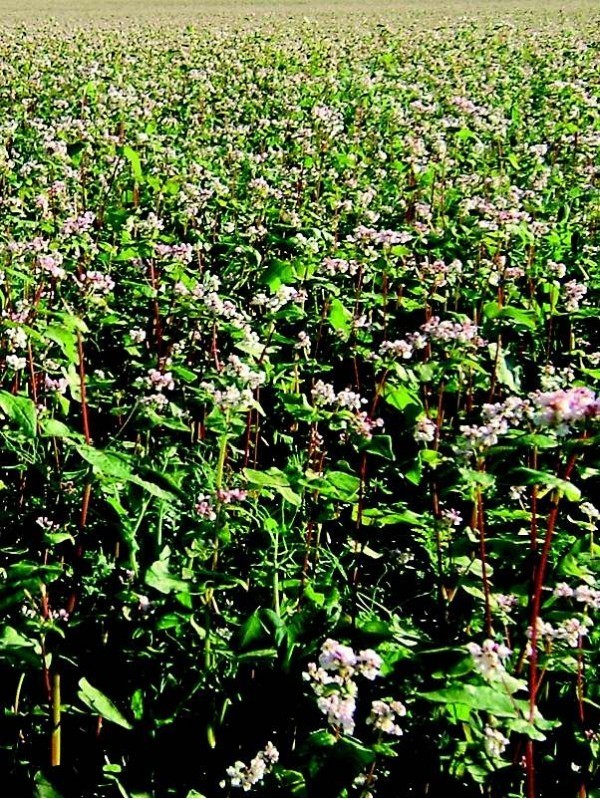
top-left (380, 315), bottom-right (482, 365)
top-left (321, 257), bottom-right (360, 277)
top-left (5, 354), bottom-right (27, 371)
top-left (201, 382), bottom-right (255, 412)
top-left (155, 242), bottom-right (194, 263)
top-left (45, 375), bottom-right (69, 394)
top-left (224, 355), bottom-right (265, 390)
top-left (143, 368), bottom-right (175, 407)
top-left (195, 495), bottom-right (217, 521)
top-left (61, 211), bottom-right (95, 236)
top-left (564, 280), bottom-right (587, 311)
top-left (484, 726), bottom-right (510, 758)
top-left (74, 269), bottom-right (115, 298)
top-left (420, 315), bottom-right (482, 346)
top-left (415, 257), bottom-right (463, 288)
top-left (460, 396), bottom-right (530, 449)
top-left (553, 583), bottom-right (600, 608)
top-left (195, 487), bottom-right (247, 520)
top-left (531, 387), bottom-right (599, 432)
top-left (529, 617), bottom-right (590, 648)
top-left (380, 338), bottom-right (414, 360)
top-left (367, 699), bottom-right (406, 737)
top-left (414, 416), bottom-right (437, 443)
top-left (37, 252), bottom-right (65, 279)
top-left (495, 593), bottom-right (519, 613)
top-left (466, 640), bottom-right (512, 679)
top-left (352, 225), bottom-right (412, 247)
top-left (304, 639), bottom-right (405, 738)
top-left (216, 488), bottom-right (247, 504)
top-left (223, 742), bottom-right (279, 792)
top-left (251, 285), bottom-right (306, 313)
top-left (311, 380), bottom-right (368, 411)
top-left (459, 386), bottom-right (600, 451)
top-left (348, 411), bottom-right (384, 440)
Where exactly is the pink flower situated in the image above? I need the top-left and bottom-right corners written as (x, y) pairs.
top-left (532, 387), bottom-right (599, 430)
top-left (319, 639), bottom-right (357, 672)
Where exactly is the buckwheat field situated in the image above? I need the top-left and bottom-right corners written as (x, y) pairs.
top-left (0, 0), bottom-right (599, 796)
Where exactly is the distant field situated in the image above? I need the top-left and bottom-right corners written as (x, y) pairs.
top-left (1, 0), bottom-right (599, 23)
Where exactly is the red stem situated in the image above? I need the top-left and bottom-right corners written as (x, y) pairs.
top-left (525, 449), bottom-right (579, 796)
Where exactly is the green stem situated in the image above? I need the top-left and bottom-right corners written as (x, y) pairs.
top-left (51, 672), bottom-right (61, 767)
top-left (156, 502), bottom-right (165, 552)
top-left (13, 672), bottom-right (25, 714)
top-left (215, 432), bottom-right (228, 491)
top-left (273, 525), bottom-right (280, 616)
top-left (129, 496), bottom-right (152, 574)
top-left (211, 431), bottom-right (229, 571)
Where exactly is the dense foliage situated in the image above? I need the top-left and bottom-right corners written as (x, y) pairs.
top-left (1, 6), bottom-right (599, 797)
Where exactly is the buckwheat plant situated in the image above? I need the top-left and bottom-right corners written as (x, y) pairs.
top-left (0, 3), bottom-right (598, 798)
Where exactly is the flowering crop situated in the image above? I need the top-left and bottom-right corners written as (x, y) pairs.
top-left (0, 1), bottom-right (599, 797)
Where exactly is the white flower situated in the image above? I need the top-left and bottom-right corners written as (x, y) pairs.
top-left (319, 639), bottom-right (357, 672)
top-left (484, 726), bottom-right (510, 758)
top-left (357, 649), bottom-right (383, 680)
top-left (317, 692), bottom-right (356, 734)
top-left (574, 585), bottom-right (600, 608)
top-left (6, 354), bottom-right (27, 371)
top-left (129, 327), bottom-right (146, 344)
top-left (147, 369), bottom-right (174, 392)
top-left (367, 699), bottom-right (406, 736)
top-left (415, 417), bottom-right (437, 443)
top-left (467, 639), bottom-right (512, 679)
top-left (380, 339), bottom-right (414, 360)
top-left (553, 582), bottom-right (574, 598)
top-left (581, 502), bottom-right (600, 519)
top-left (224, 743), bottom-right (279, 791)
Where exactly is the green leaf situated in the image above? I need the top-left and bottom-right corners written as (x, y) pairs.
top-left (76, 444), bottom-right (133, 479)
top-left (328, 298), bottom-right (352, 333)
top-left (358, 435), bottom-right (394, 460)
top-left (130, 689), bottom-right (144, 721)
top-left (513, 467), bottom-right (581, 502)
top-left (278, 484), bottom-right (302, 506)
top-left (244, 467), bottom-right (289, 487)
top-left (123, 145), bottom-right (143, 183)
top-left (337, 736), bottom-right (377, 768)
top-left (235, 648), bottom-right (278, 661)
top-left (507, 718), bottom-right (547, 741)
top-left (0, 625), bottom-right (41, 655)
top-left (34, 771), bottom-right (62, 798)
top-left (421, 683), bottom-right (519, 717)
top-left (40, 418), bottom-right (83, 441)
top-left (263, 259), bottom-right (295, 291)
top-left (67, 140), bottom-right (85, 166)
top-left (76, 445), bottom-right (174, 499)
top-left (0, 390), bottom-right (37, 438)
top-left (483, 302), bottom-right (538, 330)
top-left (352, 504), bottom-right (423, 527)
top-left (488, 342), bottom-right (519, 392)
top-left (305, 730), bottom-right (337, 749)
top-left (320, 470), bottom-right (361, 501)
top-left (244, 467), bottom-right (301, 505)
top-left (383, 384), bottom-right (422, 413)
top-left (145, 552), bottom-right (189, 595)
top-left (272, 767), bottom-right (306, 796)
top-left (239, 610), bottom-right (268, 649)
top-left (77, 678), bottom-right (133, 729)
top-left (44, 325), bottom-right (78, 362)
